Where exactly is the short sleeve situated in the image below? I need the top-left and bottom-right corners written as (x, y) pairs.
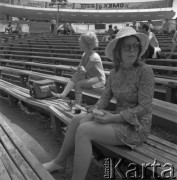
top-left (89, 53), bottom-right (101, 62)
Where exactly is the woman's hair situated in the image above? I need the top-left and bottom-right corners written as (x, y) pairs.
top-left (79, 32), bottom-right (99, 49)
top-left (113, 35), bottom-right (142, 72)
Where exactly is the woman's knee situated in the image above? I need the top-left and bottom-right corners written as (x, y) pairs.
top-left (71, 113), bottom-right (87, 124)
top-left (75, 122), bottom-right (95, 140)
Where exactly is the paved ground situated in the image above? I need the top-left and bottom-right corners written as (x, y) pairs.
top-left (0, 99), bottom-right (105, 180)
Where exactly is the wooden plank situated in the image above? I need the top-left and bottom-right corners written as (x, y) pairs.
top-left (140, 143), bottom-right (177, 165)
top-left (146, 139), bottom-right (177, 157)
top-left (0, 126), bottom-right (40, 180)
top-left (148, 135), bottom-right (177, 152)
top-left (48, 106), bottom-right (71, 126)
top-left (97, 143), bottom-right (172, 176)
top-left (0, 158), bottom-right (12, 180)
top-left (0, 143), bottom-right (25, 180)
top-left (135, 145), bottom-right (177, 169)
top-left (0, 114), bottom-right (55, 180)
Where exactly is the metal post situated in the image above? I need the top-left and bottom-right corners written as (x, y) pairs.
top-left (57, 3), bottom-right (59, 28)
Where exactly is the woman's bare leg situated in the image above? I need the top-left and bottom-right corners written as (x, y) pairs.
top-left (54, 113), bottom-right (92, 166)
top-left (71, 121), bottom-right (124, 180)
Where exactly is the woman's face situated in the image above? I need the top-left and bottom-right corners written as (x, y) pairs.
top-left (120, 36), bottom-right (140, 68)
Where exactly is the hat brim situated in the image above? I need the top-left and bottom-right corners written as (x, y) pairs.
top-left (105, 33), bottom-right (149, 61)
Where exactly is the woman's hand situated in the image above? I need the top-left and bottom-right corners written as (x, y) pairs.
top-left (92, 110), bottom-right (116, 124)
top-left (87, 105), bottom-right (97, 113)
top-left (77, 66), bottom-right (86, 76)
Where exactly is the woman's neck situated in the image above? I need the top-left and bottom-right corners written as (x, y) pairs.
top-left (121, 63), bottom-right (133, 70)
top-left (84, 49), bottom-right (93, 54)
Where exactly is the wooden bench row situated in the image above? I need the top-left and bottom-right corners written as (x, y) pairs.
top-left (0, 45), bottom-right (173, 58)
top-left (33, 34), bottom-right (173, 41)
top-left (0, 66), bottom-right (177, 124)
top-left (22, 37), bottom-right (173, 46)
top-left (0, 112), bottom-right (55, 180)
top-left (3, 43), bottom-right (106, 50)
top-left (0, 46), bottom-right (105, 56)
top-left (0, 57), bottom-right (177, 83)
top-left (0, 78), bottom-right (177, 179)
top-left (1, 51), bottom-right (177, 78)
top-left (0, 53), bottom-right (177, 103)
top-left (6, 41), bottom-right (171, 50)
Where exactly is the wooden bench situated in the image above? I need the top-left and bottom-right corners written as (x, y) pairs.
top-left (15, 40), bottom-right (172, 52)
top-left (3, 43), bottom-right (105, 50)
top-left (0, 79), bottom-right (176, 179)
top-left (49, 105), bottom-right (177, 179)
top-left (0, 58), bottom-right (177, 103)
top-left (0, 68), bottom-right (177, 126)
top-left (0, 113), bottom-right (55, 180)
top-left (0, 46), bottom-right (105, 56)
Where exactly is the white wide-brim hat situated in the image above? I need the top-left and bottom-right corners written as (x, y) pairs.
top-left (105, 27), bottom-right (149, 61)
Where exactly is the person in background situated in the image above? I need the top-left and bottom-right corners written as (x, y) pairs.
top-left (101, 24), bottom-right (114, 42)
top-left (166, 30), bottom-right (177, 59)
top-left (62, 22), bottom-right (70, 35)
top-left (12, 22), bottom-right (22, 35)
top-left (43, 27), bottom-right (154, 180)
top-left (57, 24), bottom-right (64, 35)
top-left (148, 20), bottom-right (155, 32)
top-left (112, 25), bottom-right (119, 39)
top-left (170, 18), bottom-right (177, 36)
top-left (50, 17), bottom-right (56, 35)
top-left (5, 21), bottom-right (12, 34)
top-left (50, 32), bottom-right (106, 105)
top-left (67, 23), bottom-right (75, 35)
top-left (139, 23), bottom-right (161, 59)
top-left (161, 19), bottom-right (170, 34)
top-left (131, 21), bottom-right (138, 31)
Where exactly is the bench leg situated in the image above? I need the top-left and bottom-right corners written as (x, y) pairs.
top-left (8, 94), bottom-right (14, 106)
top-left (50, 113), bottom-right (62, 137)
top-left (165, 82), bottom-right (177, 103)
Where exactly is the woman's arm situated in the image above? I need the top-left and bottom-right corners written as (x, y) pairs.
top-left (119, 66), bottom-right (155, 128)
top-left (94, 71), bottom-right (113, 110)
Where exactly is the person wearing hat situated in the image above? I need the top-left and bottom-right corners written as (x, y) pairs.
top-left (43, 27), bottom-right (155, 180)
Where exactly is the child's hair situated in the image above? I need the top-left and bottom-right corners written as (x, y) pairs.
top-left (79, 32), bottom-right (99, 49)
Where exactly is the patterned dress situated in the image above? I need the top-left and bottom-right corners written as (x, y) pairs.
top-left (95, 61), bottom-right (155, 149)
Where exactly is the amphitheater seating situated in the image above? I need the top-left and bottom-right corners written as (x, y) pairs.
top-left (0, 32), bottom-right (177, 178)
top-left (0, 78), bottom-right (177, 179)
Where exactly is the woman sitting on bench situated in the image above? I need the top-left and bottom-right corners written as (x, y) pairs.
top-left (51, 32), bottom-right (106, 105)
top-left (43, 27), bottom-right (155, 180)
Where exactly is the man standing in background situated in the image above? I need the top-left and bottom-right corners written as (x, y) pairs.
top-left (50, 17), bottom-right (56, 35)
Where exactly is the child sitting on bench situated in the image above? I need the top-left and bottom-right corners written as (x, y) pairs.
top-left (51, 32), bottom-right (106, 105)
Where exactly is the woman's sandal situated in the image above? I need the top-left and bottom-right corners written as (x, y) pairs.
top-left (43, 160), bottom-right (65, 173)
top-left (51, 92), bottom-right (64, 99)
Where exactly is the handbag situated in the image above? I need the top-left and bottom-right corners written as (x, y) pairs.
top-left (29, 79), bottom-right (57, 99)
